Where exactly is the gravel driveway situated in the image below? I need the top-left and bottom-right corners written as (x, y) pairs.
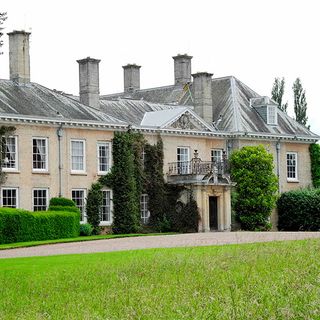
top-left (1, 231), bottom-right (320, 259)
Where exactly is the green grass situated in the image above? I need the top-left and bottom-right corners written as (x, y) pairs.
top-left (1, 240), bottom-right (320, 319)
top-left (0, 232), bottom-right (175, 250)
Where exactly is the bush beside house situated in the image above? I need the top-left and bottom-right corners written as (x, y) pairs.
top-left (0, 207), bottom-right (80, 244)
top-left (278, 188), bottom-right (320, 231)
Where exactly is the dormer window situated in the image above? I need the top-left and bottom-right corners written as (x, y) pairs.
top-left (267, 105), bottom-right (277, 125)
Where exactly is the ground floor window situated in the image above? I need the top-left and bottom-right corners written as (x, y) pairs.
top-left (140, 194), bottom-right (150, 224)
top-left (101, 190), bottom-right (112, 223)
top-left (72, 189), bottom-right (86, 222)
top-left (1, 187), bottom-right (18, 208)
top-left (33, 188), bottom-right (48, 211)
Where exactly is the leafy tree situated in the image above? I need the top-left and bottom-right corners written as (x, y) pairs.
top-left (293, 78), bottom-right (309, 127)
top-left (110, 132), bottom-right (140, 234)
top-left (0, 12), bottom-right (7, 54)
top-left (271, 77), bottom-right (288, 112)
top-left (86, 182), bottom-right (103, 234)
top-left (230, 145), bottom-right (278, 231)
top-left (309, 143), bottom-right (320, 188)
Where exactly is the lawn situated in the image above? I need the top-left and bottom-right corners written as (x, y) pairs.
top-left (1, 239), bottom-right (320, 319)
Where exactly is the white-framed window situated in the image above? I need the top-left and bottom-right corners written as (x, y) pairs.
top-left (211, 149), bottom-right (223, 163)
top-left (97, 142), bottom-right (111, 174)
top-left (287, 152), bottom-right (298, 181)
top-left (33, 188), bottom-right (49, 211)
top-left (2, 136), bottom-right (18, 171)
top-left (72, 189), bottom-right (86, 222)
top-left (267, 105), bottom-right (277, 125)
top-left (1, 187), bottom-right (18, 208)
top-left (71, 139), bottom-right (86, 173)
top-left (32, 137), bottom-right (48, 171)
top-left (101, 190), bottom-right (112, 224)
top-left (141, 147), bottom-right (146, 169)
top-left (140, 194), bottom-right (150, 224)
top-left (177, 147), bottom-right (190, 174)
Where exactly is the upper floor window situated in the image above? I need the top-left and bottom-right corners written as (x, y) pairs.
top-left (71, 140), bottom-right (86, 173)
top-left (287, 152), bottom-right (298, 181)
top-left (211, 149), bottom-right (222, 163)
top-left (33, 188), bottom-right (49, 211)
top-left (2, 136), bottom-right (18, 171)
top-left (101, 190), bottom-right (112, 224)
top-left (140, 194), bottom-right (150, 224)
top-left (177, 147), bottom-right (190, 174)
top-left (97, 142), bottom-right (111, 174)
top-left (72, 189), bottom-right (86, 222)
top-left (267, 105), bottom-right (277, 125)
top-left (1, 187), bottom-right (18, 208)
top-left (33, 138), bottom-right (48, 171)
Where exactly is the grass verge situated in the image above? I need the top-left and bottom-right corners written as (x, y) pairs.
top-left (1, 239), bottom-right (320, 319)
top-left (0, 232), bottom-right (175, 250)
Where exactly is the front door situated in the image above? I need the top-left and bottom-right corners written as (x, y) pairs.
top-left (209, 196), bottom-right (218, 230)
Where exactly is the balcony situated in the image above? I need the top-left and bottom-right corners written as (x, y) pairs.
top-left (167, 157), bottom-right (231, 185)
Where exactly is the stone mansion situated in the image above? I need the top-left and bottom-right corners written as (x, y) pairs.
top-left (0, 31), bottom-right (318, 231)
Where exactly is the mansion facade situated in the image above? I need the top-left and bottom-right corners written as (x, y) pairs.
top-left (0, 31), bottom-right (318, 231)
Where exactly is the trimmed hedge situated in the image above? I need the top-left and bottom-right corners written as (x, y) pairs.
top-left (48, 206), bottom-right (80, 213)
top-left (49, 197), bottom-right (76, 207)
top-left (277, 189), bottom-right (320, 231)
top-left (0, 208), bottom-right (80, 244)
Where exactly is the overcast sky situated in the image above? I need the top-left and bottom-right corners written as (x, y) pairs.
top-left (1, 0), bottom-right (319, 134)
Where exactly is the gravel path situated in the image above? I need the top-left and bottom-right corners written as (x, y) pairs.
top-left (1, 231), bottom-right (320, 259)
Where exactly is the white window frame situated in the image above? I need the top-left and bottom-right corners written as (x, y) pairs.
top-left (177, 146), bottom-right (190, 174)
top-left (72, 189), bottom-right (87, 223)
top-left (100, 189), bottom-right (113, 226)
top-left (140, 194), bottom-right (150, 224)
top-left (2, 136), bottom-right (18, 172)
top-left (70, 139), bottom-right (86, 174)
top-left (97, 141), bottom-right (111, 175)
top-left (211, 149), bottom-right (223, 163)
top-left (1, 187), bottom-right (19, 208)
top-left (32, 137), bottom-right (48, 172)
top-left (286, 152), bottom-right (298, 181)
top-left (267, 105), bottom-right (278, 125)
top-left (33, 188), bottom-right (49, 211)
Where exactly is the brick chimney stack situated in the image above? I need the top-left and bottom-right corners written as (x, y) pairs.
top-left (123, 64), bottom-right (141, 92)
top-left (172, 54), bottom-right (192, 85)
top-left (7, 30), bottom-right (31, 84)
top-left (77, 57), bottom-right (100, 109)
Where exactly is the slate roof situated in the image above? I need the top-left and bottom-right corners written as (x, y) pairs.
top-left (0, 80), bottom-right (125, 124)
top-left (102, 76), bottom-right (318, 138)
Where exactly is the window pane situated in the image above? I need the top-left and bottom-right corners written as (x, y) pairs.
top-left (140, 194), bottom-right (149, 224)
top-left (2, 137), bottom-right (17, 169)
top-left (2, 188), bottom-right (17, 208)
top-left (33, 138), bottom-right (47, 170)
top-left (98, 143), bottom-right (110, 173)
top-left (177, 147), bottom-right (189, 174)
top-left (101, 190), bottom-right (111, 222)
top-left (71, 141), bottom-right (84, 171)
top-left (33, 189), bottom-right (47, 211)
top-left (287, 153), bottom-right (297, 179)
top-left (72, 190), bottom-right (85, 222)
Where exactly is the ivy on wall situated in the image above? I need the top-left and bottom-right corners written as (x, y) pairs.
top-left (309, 143), bottom-right (320, 188)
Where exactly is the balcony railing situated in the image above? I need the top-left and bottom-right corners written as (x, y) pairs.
top-left (167, 159), bottom-right (229, 176)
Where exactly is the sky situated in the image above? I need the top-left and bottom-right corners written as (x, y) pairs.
top-left (1, 0), bottom-right (319, 135)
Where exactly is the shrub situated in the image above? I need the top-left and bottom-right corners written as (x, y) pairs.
top-left (277, 188), bottom-right (320, 231)
top-left (86, 182), bottom-right (103, 235)
top-left (79, 223), bottom-right (93, 236)
top-left (230, 145), bottom-right (278, 231)
top-left (309, 144), bottom-right (320, 188)
top-left (0, 208), bottom-right (80, 244)
top-left (49, 197), bottom-right (76, 208)
top-left (48, 206), bottom-right (80, 213)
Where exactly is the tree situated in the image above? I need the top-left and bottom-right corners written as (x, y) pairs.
top-left (86, 182), bottom-right (103, 234)
top-left (293, 78), bottom-right (309, 127)
top-left (230, 145), bottom-right (278, 231)
top-left (271, 77), bottom-right (288, 112)
top-left (309, 143), bottom-right (320, 188)
top-left (0, 12), bottom-right (7, 54)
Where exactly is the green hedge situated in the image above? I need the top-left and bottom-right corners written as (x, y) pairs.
top-left (49, 197), bottom-right (76, 207)
top-left (48, 206), bottom-right (80, 213)
top-left (0, 208), bottom-right (80, 244)
top-left (277, 189), bottom-right (320, 231)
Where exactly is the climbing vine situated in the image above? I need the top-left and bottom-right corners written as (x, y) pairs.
top-left (309, 143), bottom-right (320, 188)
